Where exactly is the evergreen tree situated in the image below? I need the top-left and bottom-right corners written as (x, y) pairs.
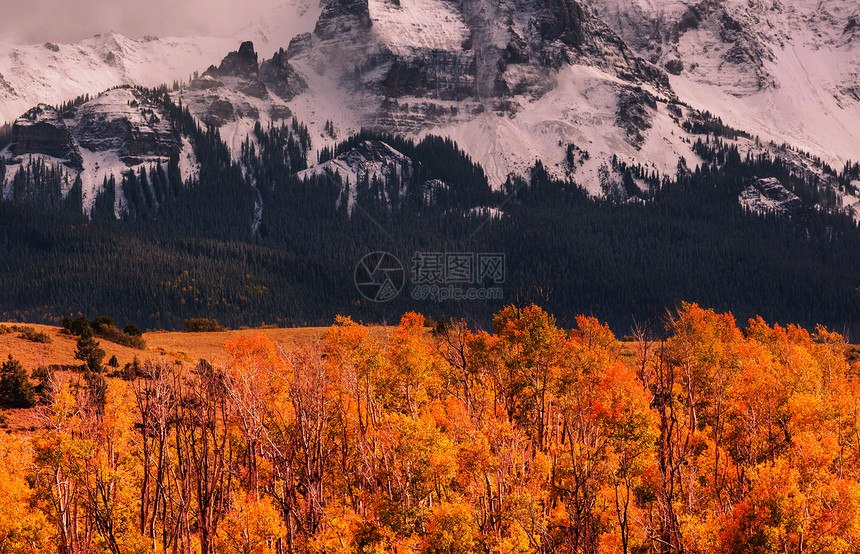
top-left (0, 355), bottom-right (35, 408)
top-left (75, 328), bottom-right (105, 373)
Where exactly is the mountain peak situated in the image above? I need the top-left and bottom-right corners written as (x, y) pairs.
top-left (206, 41), bottom-right (260, 78)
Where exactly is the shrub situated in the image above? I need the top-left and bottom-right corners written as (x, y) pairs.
top-left (96, 324), bottom-right (146, 349)
top-left (17, 326), bottom-right (53, 344)
top-left (183, 318), bottom-right (226, 332)
top-left (92, 316), bottom-right (115, 330)
top-left (69, 316), bottom-right (93, 336)
top-left (122, 357), bottom-right (142, 381)
top-left (66, 316), bottom-right (147, 349)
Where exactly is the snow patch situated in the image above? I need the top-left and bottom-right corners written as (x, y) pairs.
top-left (177, 136), bottom-right (199, 183)
top-left (368, 0), bottom-right (470, 55)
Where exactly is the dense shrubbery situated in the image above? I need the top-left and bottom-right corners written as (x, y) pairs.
top-left (0, 324), bottom-right (52, 343)
top-left (183, 318), bottom-right (227, 332)
top-left (16, 326), bottom-right (52, 344)
top-left (61, 316), bottom-right (146, 349)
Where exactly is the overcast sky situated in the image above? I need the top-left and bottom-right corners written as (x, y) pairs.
top-left (0, 0), bottom-right (284, 44)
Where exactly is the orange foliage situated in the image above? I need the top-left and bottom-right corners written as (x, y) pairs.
top-left (1, 303), bottom-right (858, 553)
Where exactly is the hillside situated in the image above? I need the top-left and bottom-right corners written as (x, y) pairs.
top-left (0, 322), bottom-right (337, 369)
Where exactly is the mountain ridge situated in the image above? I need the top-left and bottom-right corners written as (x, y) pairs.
top-left (0, 0), bottom-right (858, 219)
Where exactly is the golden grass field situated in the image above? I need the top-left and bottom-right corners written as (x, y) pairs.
top-left (0, 323), bottom-right (340, 369)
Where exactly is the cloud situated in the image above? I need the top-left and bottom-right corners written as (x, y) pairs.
top-left (0, 0), bottom-right (284, 44)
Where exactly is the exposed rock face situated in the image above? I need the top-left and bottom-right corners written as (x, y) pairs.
top-left (189, 75), bottom-right (224, 90)
top-left (184, 42), bottom-right (291, 127)
top-left (259, 49), bottom-right (308, 101)
top-left (739, 177), bottom-right (805, 215)
top-left (207, 41), bottom-right (260, 78)
top-left (616, 86), bottom-right (657, 147)
top-left (581, 0), bottom-right (775, 93)
top-left (297, 140), bottom-right (413, 215)
top-left (293, 0), bottom-right (671, 136)
top-left (286, 33), bottom-right (313, 58)
top-left (382, 53), bottom-right (478, 102)
top-left (269, 105), bottom-right (293, 120)
top-left (75, 88), bottom-right (179, 164)
top-left (10, 104), bottom-right (82, 168)
top-left (237, 79), bottom-right (269, 99)
top-left (525, 0), bottom-right (671, 89)
top-left (206, 99), bottom-right (235, 127)
top-left (314, 0), bottom-right (372, 40)
top-left (532, 0), bottom-right (588, 48)
top-left (665, 59), bottom-right (684, 75)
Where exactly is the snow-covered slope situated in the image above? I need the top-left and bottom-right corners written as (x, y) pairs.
top-left (297, 140), bottom-right (413, 214)
top-left (0, 0), bottom-right (321, 126)
top-left (0, 33), bottom-right (236, 125)
top-left (583, 0), bottom-right (860, 170)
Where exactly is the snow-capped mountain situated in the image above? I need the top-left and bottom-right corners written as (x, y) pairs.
top-left (583, 0), bottom-right (860, 170)
top-left (1, 0), bottom-right (858, 222)
top-left (0, 33), bottom-right (235, 127)
top-left (162, 0), bottom-right (699, 194)
top-left (168, 0), bottom-right (857, 204)
top-left (0, 0), bottom-right (320, 126)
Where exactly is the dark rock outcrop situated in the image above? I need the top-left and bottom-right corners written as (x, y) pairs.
top-left (205, 99), bottom-right (235, 127)
top-left (269, 105), bottom-right (293, 120)
top-left (616, 86), bottom-right (657, 148)
top-left (314, 0), bottom-right (372, 40)
top-left (287, 33), bottom-right (313, 58)
top-left (189, 76), bottom-right (224, 90)
top-left (665, 59), bottom-right (683, 74)
top-left (11, 104), bottom-right (82, 168)
top-left (382, 52), bottom-right (477, 102)
top-left (532, 0), bottom-right (587, 48)
top-left (75, 90), bottom-right (179, 164)
top-left (238, 79), bottom-right (269, 99)
top-left (206, 41), bottom-right (259, 78)
top-left (260, 49), bottom-right (308, 101)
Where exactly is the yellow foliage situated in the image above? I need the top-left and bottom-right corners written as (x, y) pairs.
top-left (215, 491), bottom-right (287, 554)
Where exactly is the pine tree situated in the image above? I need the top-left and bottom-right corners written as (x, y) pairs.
top-left (0, 355), bottom-right (35, 408)
top-left (75, 328), bottom-right (105, 373)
